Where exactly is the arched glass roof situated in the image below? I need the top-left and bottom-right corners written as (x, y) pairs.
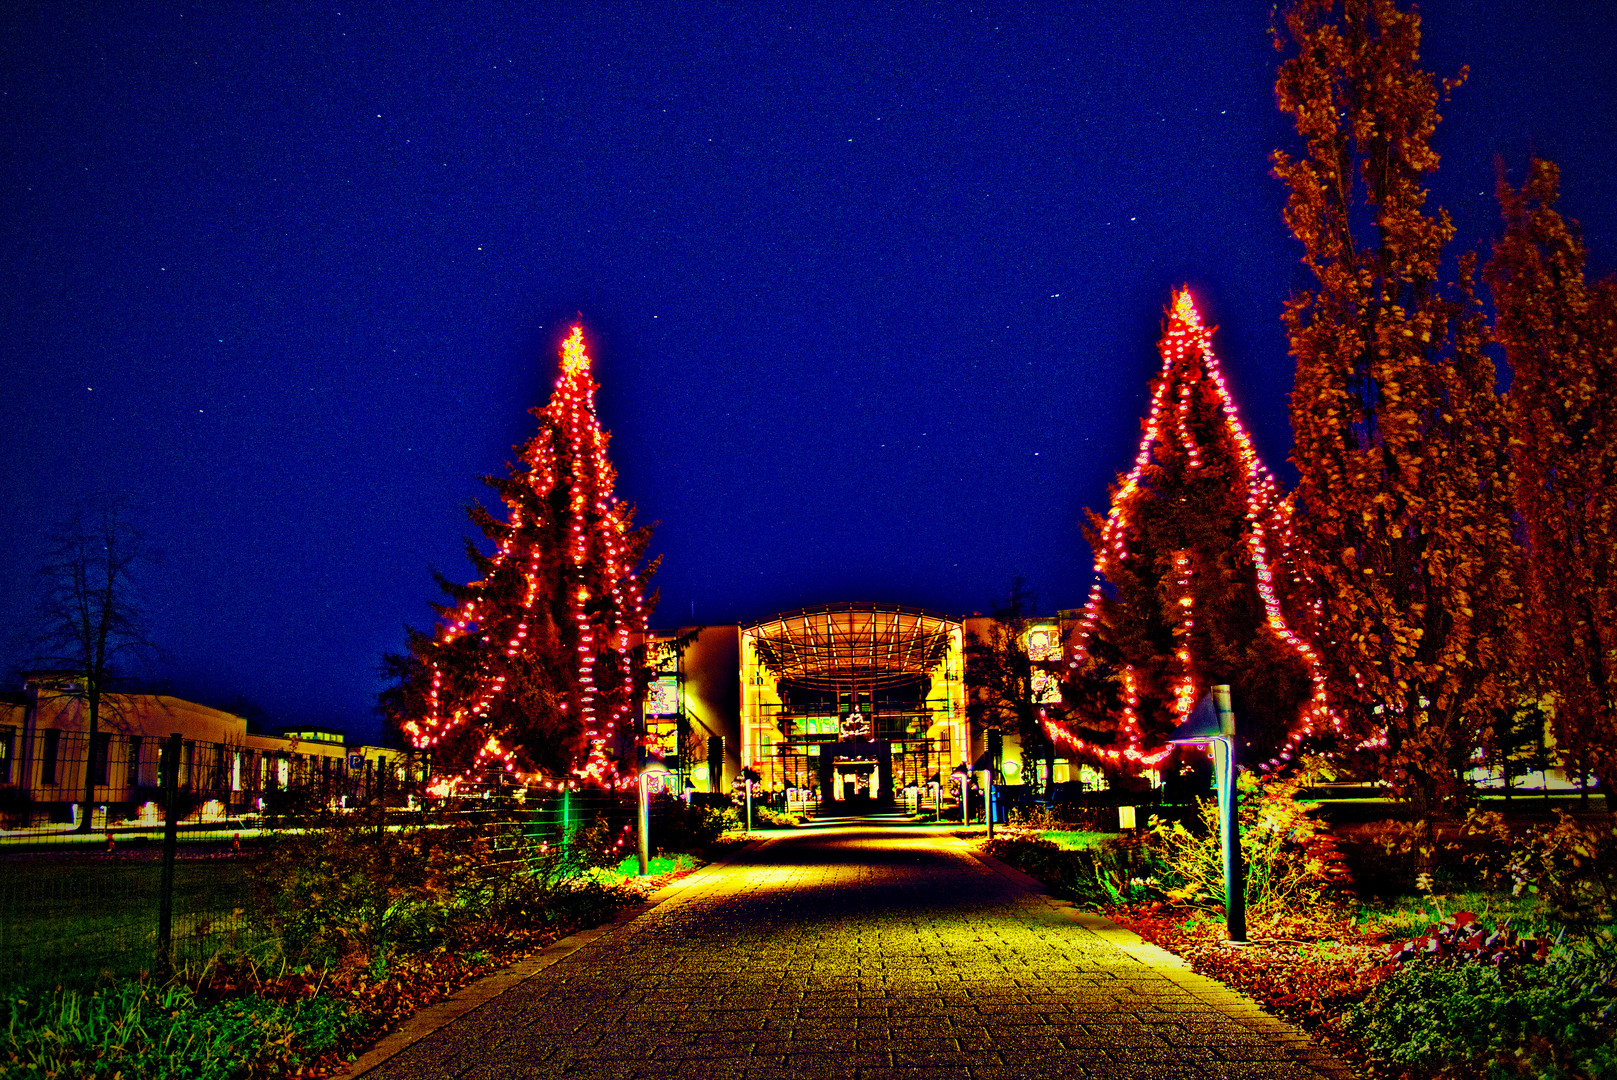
top-left (742, 602), bottom-right (958, 691)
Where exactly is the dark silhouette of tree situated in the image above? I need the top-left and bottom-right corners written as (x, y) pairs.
top-left (382, 326), bottom-right (657, 786)
top-left (964, 579), bottom-right (1060, 791)
top-left (1272, 0), bottom-right (1520, 815)
top-left (25, 505), bottom-right (158, 830)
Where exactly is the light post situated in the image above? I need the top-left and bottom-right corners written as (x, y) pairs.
top-left (636, 761), bottom-right (669, 876)
top-left (951, 763), bottom-right (971, 824)
top-left (972, 749), bottom-right (997, 840)
top-left (1167, 684), bottom-right (1246, 945)
top-left (740, 768), bottom-right (760, 832)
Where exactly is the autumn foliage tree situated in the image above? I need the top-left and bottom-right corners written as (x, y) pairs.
top-left (381, 326), bottom-right (657, 786)
top-left (1272, 0), bottom-right (1519, 814)
top-left (1486, 158), bottom-right (1617, 805)
top-left (1057, 290), bottom-right (1331, 775)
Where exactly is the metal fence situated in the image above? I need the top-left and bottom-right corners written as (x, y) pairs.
top-left (0, 730), bottom-right (673, 988)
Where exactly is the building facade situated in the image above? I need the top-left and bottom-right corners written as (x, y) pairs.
top-left (0, 673), bottom-right (404, 827)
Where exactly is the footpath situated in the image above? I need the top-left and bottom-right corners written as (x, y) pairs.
top-left (342, 816), bottom-right (1361, 1080)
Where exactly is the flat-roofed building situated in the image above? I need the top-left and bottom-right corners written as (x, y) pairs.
top-left (0, 673), bottom-right (404, 827)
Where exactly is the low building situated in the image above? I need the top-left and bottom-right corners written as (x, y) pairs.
top-left (0, 673), bottom-right (405, 827)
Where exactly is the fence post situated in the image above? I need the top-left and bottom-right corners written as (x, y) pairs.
top-left (561, 788), bottom-right (571, 862)
top-left (156, 731), bottom-right (181, 976)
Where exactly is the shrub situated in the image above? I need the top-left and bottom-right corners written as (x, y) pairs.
top-left (0, 784), bottom-right (31, 827)
top-left (753, 806), bottom-right (800, 828)
top-left (1514, 812), bottom-right (1617, 940)
top-left (653, 799), bottom-right (731, 853)
top-left (985, 830), bottom-right (1163, 906)
top-left (1148, 775), bottom-right (1351, 918)
top-left (248, 798), bottom-right (581, 968)
top-left (1448, 807), bottom-right (1518, 890)
top-left (1349, 952), bottom-right (1617, 1079)
top-left (1338, 817), bottom-right (1435, 897)
top-left (132, 783), bottom-right (204, 822)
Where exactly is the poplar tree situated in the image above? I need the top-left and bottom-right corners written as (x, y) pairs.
top-left (1272, 0), bottom-right (1519, 814)
top-left (1486, 158), bottom-right (1617, 805)
top-left (385, 326), bottom-right (657, 786)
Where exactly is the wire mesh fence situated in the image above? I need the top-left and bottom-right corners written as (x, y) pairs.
top-left (0, 729), bottom-right (694, 988)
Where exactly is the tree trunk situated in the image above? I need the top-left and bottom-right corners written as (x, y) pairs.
top-left (76, 685), bottom-right (99, 832)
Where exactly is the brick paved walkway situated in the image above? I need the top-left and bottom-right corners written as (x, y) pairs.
top-left (353, 818), bottom-right (1359, 1080)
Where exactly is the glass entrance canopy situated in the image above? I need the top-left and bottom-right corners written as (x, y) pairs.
top-left (740, 602), bottom-right (968, 805)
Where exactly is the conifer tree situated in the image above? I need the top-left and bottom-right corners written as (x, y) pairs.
top-left (385, 326), bottom-right (656, 787)
top-left (1056, 290), bottom-right (1331, 772)
top-left (1272, 0), bottom-right (1519, 814)
top-left (1487, 158), bottom-right (1617, 804)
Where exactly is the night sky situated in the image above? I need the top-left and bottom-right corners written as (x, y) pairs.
top-left (2, 3), bottom-right (1613, 745)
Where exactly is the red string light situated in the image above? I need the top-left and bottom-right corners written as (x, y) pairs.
top-left (407, 325), bottom-right (651, 792)
top-left (1058, 288), bottom-right (1338, 771)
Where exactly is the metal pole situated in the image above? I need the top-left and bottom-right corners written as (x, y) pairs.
top-left (744, 777), bottom-right (752, 832)
top-left (156, 731), bottom-right (181, 975)
top-left (636, 773), bottom-right (650, 875)
top-left (1211, 685), bottom-right (1246, 945)
top-left (981, 770), bottom-right (994, 839)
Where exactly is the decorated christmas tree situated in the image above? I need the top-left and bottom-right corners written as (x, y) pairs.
top-left (387, 326), bottom-right (657, 789)
top-left (1053, 289), bottom-right (1334, 771)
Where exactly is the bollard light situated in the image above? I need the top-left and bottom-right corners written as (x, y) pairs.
top-left (637, 761), bottom-right (670, 876)
top-left (1167, 685), bottom-right (1245, 945)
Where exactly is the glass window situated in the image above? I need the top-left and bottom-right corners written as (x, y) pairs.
top-left (92, 732), bottom-right (112, 785)
top-left (42, 729), bottom-right (60, 785)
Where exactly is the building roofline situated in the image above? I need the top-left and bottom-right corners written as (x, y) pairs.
top-left (740, 600), bottom-right (958, 632)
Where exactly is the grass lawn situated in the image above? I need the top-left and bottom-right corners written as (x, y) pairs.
top-left (1036, 829), bottom-right (1119, 850)
top-left (0, 851), bottom-right (257, 985)
top-left (1351, 888), bottom-right (1555, 939)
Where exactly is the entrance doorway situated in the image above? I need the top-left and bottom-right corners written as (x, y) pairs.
top-left (831, 759), bottom-right (877, 803)
top-left (818, 739), bottom-right (893, 809)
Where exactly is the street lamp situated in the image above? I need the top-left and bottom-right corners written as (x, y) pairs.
top-left (972, 749), bottom-right (996, 840)
top-left (636, 760), bottom-right (670, 876)
top-left (951, 763), bottom-right (971, 825)
top-left (1167, 684), bottom-right (1246, 945)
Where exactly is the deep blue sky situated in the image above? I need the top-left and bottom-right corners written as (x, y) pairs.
top-left (2, 3), bottom-right (1612, 744)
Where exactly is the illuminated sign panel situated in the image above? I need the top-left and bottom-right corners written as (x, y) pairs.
top-left (1026, 625), bottom-right (1059, 661)
top-left (646, 675), bottom-right (680, 717)
top-left (1032, 670), bottom-right (1061, 704)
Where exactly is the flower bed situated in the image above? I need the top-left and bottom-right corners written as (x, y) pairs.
top-left (985, 782), bottom-right (1617, 1079)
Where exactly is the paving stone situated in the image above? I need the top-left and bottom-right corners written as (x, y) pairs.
top-left (349, 821), bottom-right (1362, 1080)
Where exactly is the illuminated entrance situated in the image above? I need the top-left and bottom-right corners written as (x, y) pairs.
top-left (740, 603), bottom-right (968, 810)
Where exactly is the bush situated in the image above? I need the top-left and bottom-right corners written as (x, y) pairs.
top-left (985, 830), bottom-right (1162, 906)
top-left (0, 784), bottom-right (31, 827)
top-left (1514, 812), bottom-right (1617, 940)
top-left (1148, 775), bottom-right (1351, 918)
top-left (131, 783), bottom-right (205, 822)
top-left (1349, 952), bottom-right (1617, 1079)
top-left (248, 799), bottom-right (590, 968)
top-left (653, 799), bottom-right (731, 853)
top-left (753, 806), bottom-right (800, 828)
